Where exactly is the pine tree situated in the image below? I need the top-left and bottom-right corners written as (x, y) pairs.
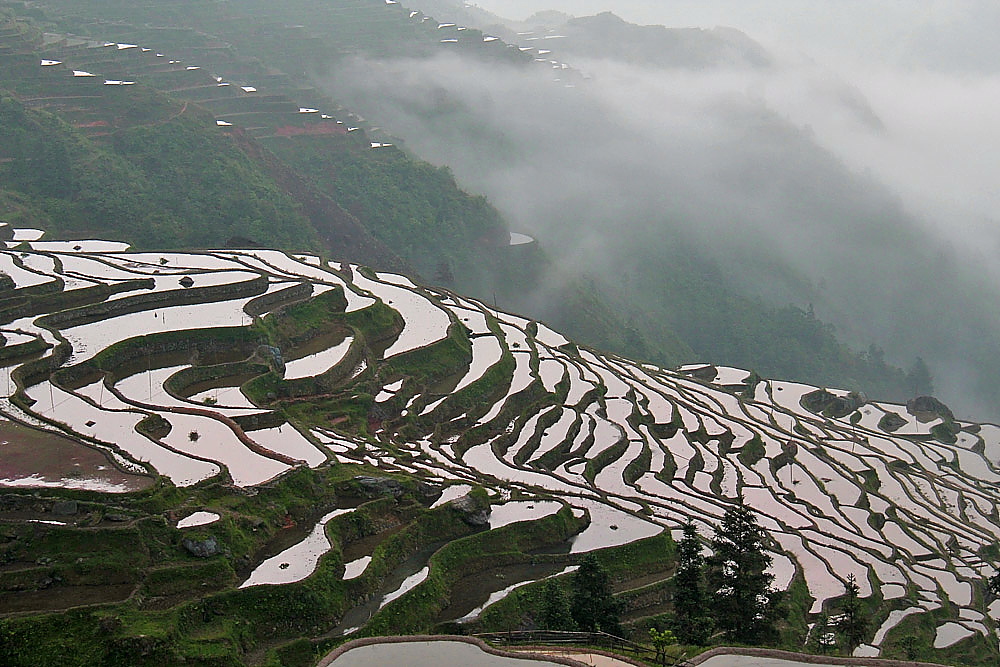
top-left (808, 612), bottom-right (835, 654)
top-left (570, 553), bottom-right (622, 635)
top-left (706, 500), bottom-right (777, 644)
top-left (838, 574), bottom-right (868, 650)
top-left (671, 521), bottom-right (713, 644)
top-left (539, 579), bottom-right (574, 630)
top-left (907, 357), bottom-right (934, 397)
top-left (989, 570), bottom-right (1000, 597)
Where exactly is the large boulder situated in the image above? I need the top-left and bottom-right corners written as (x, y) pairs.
top-left (907, 396), bottom-right (955, 423)
top-left (353, 476), bottom-right (405, 498)
top-left (253, 345), bottom-right (285, 375)
top-left (448, 492), bottom-right (492, 527)
top-left (182, 536), bottom-right (221, 558)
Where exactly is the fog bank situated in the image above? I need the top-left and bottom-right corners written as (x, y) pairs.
top-left (318, 2), bottom-right (1000, 418)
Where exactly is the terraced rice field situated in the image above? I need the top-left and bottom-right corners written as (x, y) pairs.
top-left (5, 0), bottom-right (557, 145)
top-left (1, 225), bottom-right (999, 656)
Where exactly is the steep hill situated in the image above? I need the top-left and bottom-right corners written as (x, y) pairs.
top-left (0, 229), bottom-right (998, 665)
top-left (0, 12), bottom-right (399, 265)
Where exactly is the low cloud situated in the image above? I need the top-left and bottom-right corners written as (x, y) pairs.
top-left (318, 7), bottom-right (1000, 417)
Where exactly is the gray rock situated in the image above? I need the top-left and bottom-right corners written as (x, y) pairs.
top-left (254, 345), bottom-right (285, 375)
top-left (449, 492), bottom-right (492, 527)
top-left (182, 536), bottom-right (221, 558)
top-left (353, 475), bottom-right (405, 498)
top-left (51, 500), bottom-right (78, 516)
top-left (105, 513), bottom-right (130, 522)
top-left (417, 482), bottom-right (440, 501)
top-left (906, 396), bottom-right (955, 422)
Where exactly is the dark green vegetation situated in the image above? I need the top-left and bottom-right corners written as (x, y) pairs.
top-left (467, 534), bottom-right (676, 635)
top-left (706, 502), bottom-right (780, 645)
top-left (0, 0), bottom-right (921, 404)
top-left (837, 574), bottom-right (868, 652)
top-left (0, 468), bottom-right (515, 666)
top-left (670, 521), bottom-right (712, 645)
top-left (0, 90), bottom-right (320, 251)
top-left (569, 553), bottom-right (623, 635)
top-left (538, 579), bottom-right (574, 631)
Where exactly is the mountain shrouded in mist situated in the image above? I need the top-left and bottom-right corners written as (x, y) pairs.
top-left (320, 0), bottom-right (1000, 420)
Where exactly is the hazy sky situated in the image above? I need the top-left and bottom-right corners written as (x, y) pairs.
top-left (466, 0), bottom-right (1000, 311)
top-left (471, 0), bottom-right (1000, 70)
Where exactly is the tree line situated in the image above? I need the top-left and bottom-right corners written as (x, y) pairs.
top-left (534, 500), bottom-right (869, 654)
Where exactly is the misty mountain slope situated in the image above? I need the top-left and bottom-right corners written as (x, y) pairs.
top-left (524, 10), bottom-right (771, 69)
top-left (3, 3), bottom-right (944, 414)
top-left (0, 90), bottom-right (318, 250)
top-left (1, 228), bottom-right (999, 663)
top-left (258, 131), bottom-right (695, 364)
top-left (0, 5), bottom-right (683, 371)
top-left (414, 1), bottom-right (771, 68)
top-left (210, 0), bottom-right (923, 401)
top-left (301, 5), bottom-right (1000, 419)
top-left (556, 12), bottom-right (772, 68)
top-left (6, 0), bottom-right (931, 406)
top-left (24, 0), bottom-right (530, 68)
top-left (316, 49), bottom-right (918, 396)
top-left (0, 13), bottom-right (409, 267)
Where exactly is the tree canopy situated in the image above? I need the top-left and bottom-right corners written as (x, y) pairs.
top-left (671, 520), bottom-right (713, 644)
top-left (570, 553), bottom-right (622, 635)
top-left (706, 500), bottom-right (778, 644)
top-left (837, 573), bottom-right (868, 650)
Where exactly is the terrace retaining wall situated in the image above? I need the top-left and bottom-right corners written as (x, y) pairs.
top-left (317, 634), bottom-right (588, 667)
top-left (689, 647), bottom-right (955, 667)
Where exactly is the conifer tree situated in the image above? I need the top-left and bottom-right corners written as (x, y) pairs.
top-left (808, 612), bottom-right (835, 654)
top-left (706, 500), bottom-right (777, 644)
top-left (671, 521), bottom-right (713, 644)
top-left (539, 579), bottom-right (574, 630)
top-left (907, 357), bottom-right (934, 397)
top-left (570, 553), bottom-right (622, 635)
top-left (838, 574), bottom-right (868, 650)
top-left (989, 570), bottom-right (1000, 597)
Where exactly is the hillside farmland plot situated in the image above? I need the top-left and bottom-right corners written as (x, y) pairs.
top-left (1, 228), bottom-right (999, 657)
